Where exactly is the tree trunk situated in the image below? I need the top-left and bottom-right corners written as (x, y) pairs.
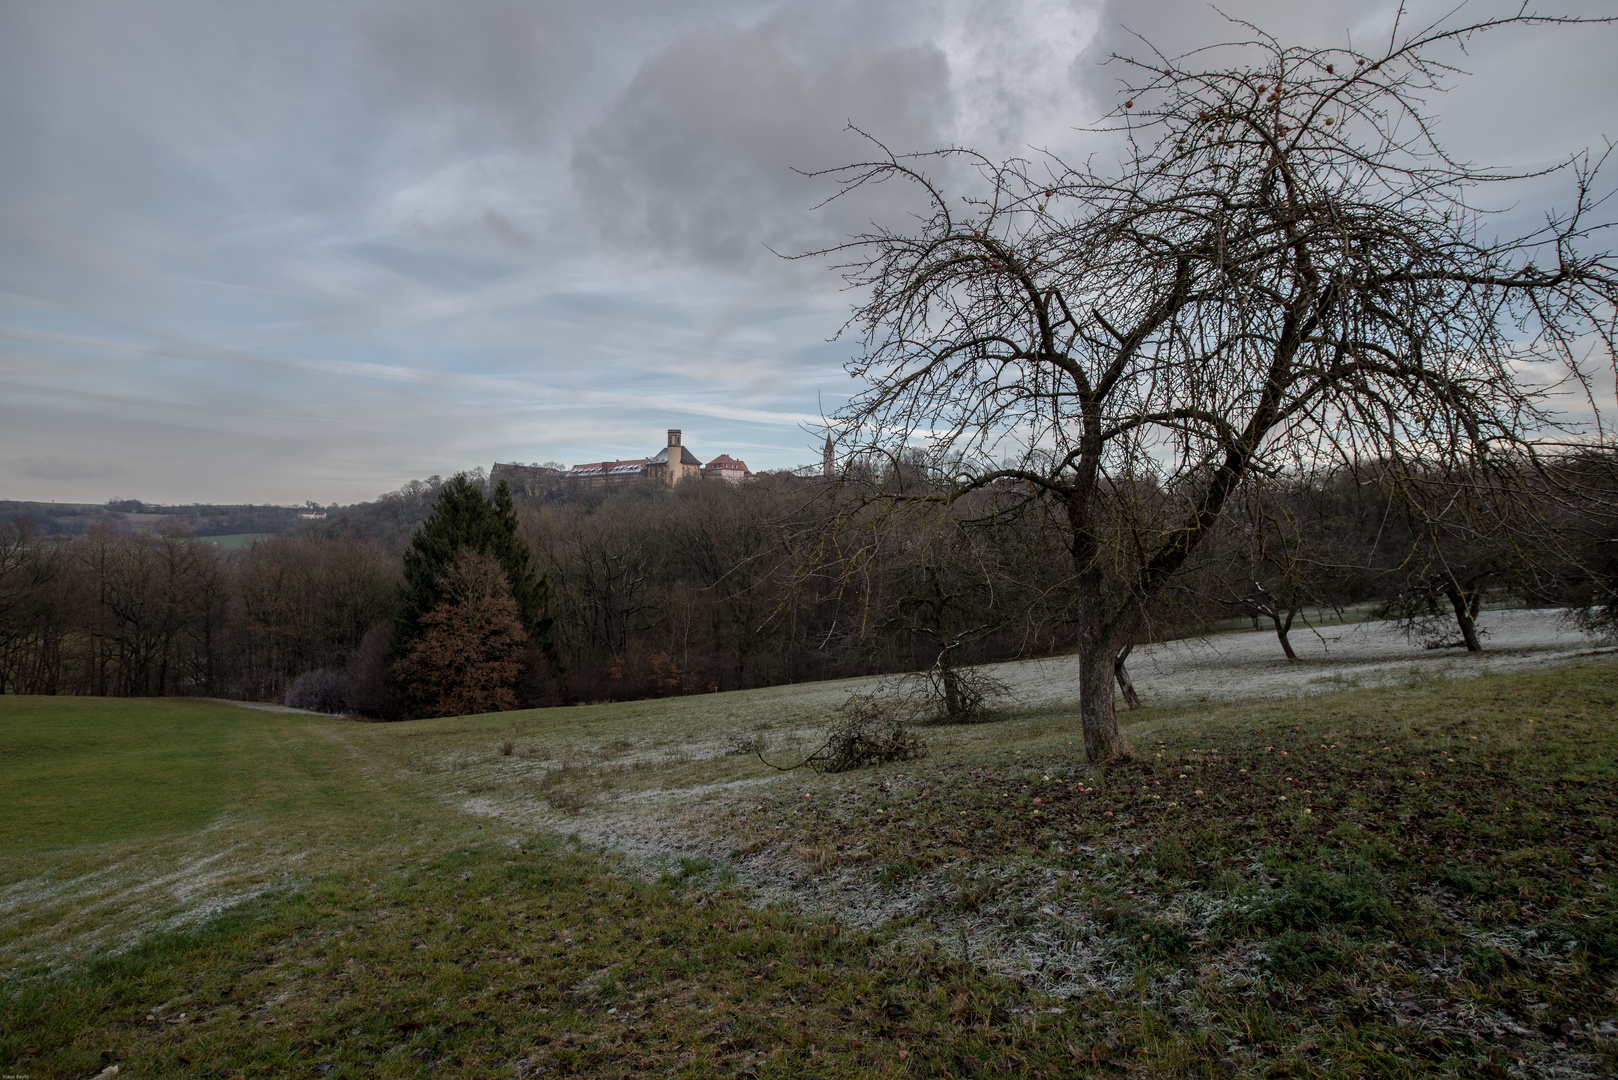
top-left (1081, 648), bottom-right (1132, 760)
top-left (939, 659), bottom-right (963, 718)
top-left (1113, 642), bottom-right (1142, 709)
top-left (1070, 501), bottom-right (1135, 761)
top-left (1273, 609), bottom-right (1299, 660)
top-left (1442, 583), bottom-right (1482, 652)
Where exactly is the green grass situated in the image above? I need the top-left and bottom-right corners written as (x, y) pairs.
top-left (0, 697), bottom-right (247, 853)
top-left (199, 533), bottom-right (274, 548)
top-left (3, 661), bottom-right (1617, 1078)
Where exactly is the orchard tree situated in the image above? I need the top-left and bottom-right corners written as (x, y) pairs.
top-left (1376, 458), bottom-right (1569, 651)
top-left (1558, 448), bottom-right (1618, 638)
top-left (811, 11), bottom-right (1617, 760)
top-left (1214, 472), bottom-right (1359, 661)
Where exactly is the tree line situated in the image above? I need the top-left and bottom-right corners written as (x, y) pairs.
top-left (1, 451), bottom-right (1613, 714)
top-left (0, 499), bottom-right (324, 539)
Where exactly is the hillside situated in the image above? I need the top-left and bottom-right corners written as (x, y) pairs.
top-left (1, 637), bottom-right (1614, 1078)
top-left (0, 499), bottom-right (317, 539)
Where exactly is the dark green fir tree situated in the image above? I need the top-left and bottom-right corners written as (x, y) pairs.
top-left (393, 475), bottom-right (559, 672)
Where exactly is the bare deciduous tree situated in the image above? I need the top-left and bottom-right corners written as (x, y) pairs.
top-left (811, 11), bottom-right (1617, 760)
top-left (1212, 472), bottom-right (1360, 661)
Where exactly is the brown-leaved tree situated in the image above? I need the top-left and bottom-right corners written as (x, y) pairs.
top-left (395, 550), bottom-right (529, 718)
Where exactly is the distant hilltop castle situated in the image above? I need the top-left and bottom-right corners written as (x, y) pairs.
top-left (492, 429), bottom-right (755, 493)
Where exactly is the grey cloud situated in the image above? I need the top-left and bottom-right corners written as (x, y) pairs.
top-left (571, 8), bottom-right (956, 269)
top-left (1076, 0), bottom-right (1617, 232)
top-left (11, 456), bottom-right (127, 481)
top-left (1079, 0), bottom-right (1616, 157)
top-left (358, 0), bottom-right (571, 145)
top-left (0, 1), bottom-right (372, 320)
top-left (0, 0), bottom-right (1609, 504)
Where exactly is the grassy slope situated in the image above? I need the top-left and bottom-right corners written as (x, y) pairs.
top-left (1, 662), bottom-right (1615, 1078)
top-left (0, 697), bottom-right (242, 853)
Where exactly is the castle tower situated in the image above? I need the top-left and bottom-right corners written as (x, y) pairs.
top-left (651, 428), bottom-right (700, 485)
top-left (822, 434), bottom-right (835, 479)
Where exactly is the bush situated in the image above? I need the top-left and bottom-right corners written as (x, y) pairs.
top-left (914, 664), bottom-right (1014, 724)
top-left (808, 690), bottom-right (928, 773)
top-left (344, 622), bottom-right (401, 720)
top-left (285, 668), bottom-right (350, 714)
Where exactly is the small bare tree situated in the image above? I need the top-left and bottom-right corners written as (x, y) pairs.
top-left (810, 11), bottom-right (1617, 760)
top-left (1215, 472), bottom-right (1358, 661)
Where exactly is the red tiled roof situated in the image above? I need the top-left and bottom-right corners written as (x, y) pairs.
top-left (568, 458), bottom-right (649, 477)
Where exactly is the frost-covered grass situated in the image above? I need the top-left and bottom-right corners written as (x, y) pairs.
top-left (680, 658), bottom-right (1618, 1078)
top-left (3, 640), bottom-right (1616, 1078)
top-left (433, 648), bottom-right (1618, 1077)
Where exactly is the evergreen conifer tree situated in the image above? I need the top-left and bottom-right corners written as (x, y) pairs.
top-left (393, 475), bottom-right (558, 672)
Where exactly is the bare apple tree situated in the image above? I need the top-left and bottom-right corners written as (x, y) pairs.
top-left (810, 11), bottom-right (1617, 760)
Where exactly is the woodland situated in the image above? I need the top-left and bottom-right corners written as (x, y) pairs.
top-left (0, 452), bottom-right (1613, 718)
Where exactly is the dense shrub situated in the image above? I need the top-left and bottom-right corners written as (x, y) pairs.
top-left (285, 668), bottom-right (350, 714)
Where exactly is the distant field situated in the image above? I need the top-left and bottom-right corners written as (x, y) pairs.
top-left (2, 651), bottom-right (1615, 1078)
top-left (198, 532), bottom-right (273, 548)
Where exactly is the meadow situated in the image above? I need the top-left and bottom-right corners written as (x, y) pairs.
top-left (1, 651), bottom-right (1615, 1078)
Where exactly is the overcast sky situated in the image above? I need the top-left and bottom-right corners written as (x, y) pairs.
top-left (1, 0), bottom-right (1612, 504)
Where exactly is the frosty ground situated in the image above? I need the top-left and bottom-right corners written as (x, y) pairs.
top-left (3, 609), bottom-right (1614, 1078)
